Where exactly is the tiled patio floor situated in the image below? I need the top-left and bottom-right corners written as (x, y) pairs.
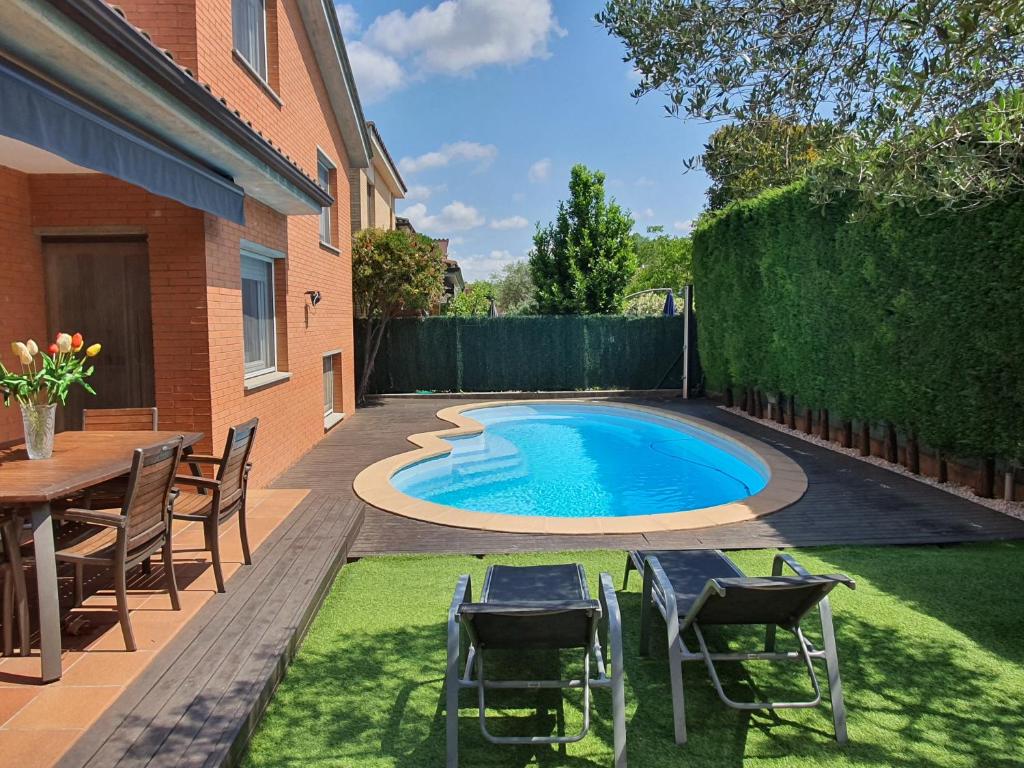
top-left (0, 488), bottom-right (309, 768)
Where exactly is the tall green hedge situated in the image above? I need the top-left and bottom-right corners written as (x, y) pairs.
top-left (693, 183), bottom-right (1024, 460)
top-left (357, 315), bottom-right (685, 393)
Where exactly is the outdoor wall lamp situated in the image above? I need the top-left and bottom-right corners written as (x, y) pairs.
top-left (305, 290), bottom-right (322, 307)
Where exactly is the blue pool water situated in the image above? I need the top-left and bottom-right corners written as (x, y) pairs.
top-left (391, 404), bottom-right (768, 518)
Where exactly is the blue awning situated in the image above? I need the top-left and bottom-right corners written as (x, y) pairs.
top-left (0, 58), bottom-right (245, 224)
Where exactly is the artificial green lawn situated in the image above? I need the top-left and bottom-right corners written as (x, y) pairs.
top-left (243, 544), bottom-right (1024, 767)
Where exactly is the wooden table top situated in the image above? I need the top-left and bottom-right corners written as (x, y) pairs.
top-left (0, 431), bottom-right (203, 504)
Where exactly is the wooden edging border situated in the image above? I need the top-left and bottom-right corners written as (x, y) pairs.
top-left (352, 399), bottom-right (807, 534)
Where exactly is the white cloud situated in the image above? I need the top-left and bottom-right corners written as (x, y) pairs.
top-left (489, 215), bottom-right (529, 230)
top-left (634, 176), bottom-right (656, 188)
top-left (399, 141), bottom-right (498, 174)
top-left (347, 41), bottom-right (404, 103)
top-left (334, 3), bottom-right (360, 35)
top-left (639, 208), bottom-right (656, 220)
top-left (528, 158), bottom-right (551, 183)
top-left (673, 219), bottom-right (694, 233)
top-left (460, 249), bottom-right (525, 280)
top-left (401, 201), bottom-right (485, 232)
top-left (404, 183), bottom-right (446, 202)
top-left (363, 0), bottom-right (564, 77)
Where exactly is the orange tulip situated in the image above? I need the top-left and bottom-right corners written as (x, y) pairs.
top-left (71, 332), bottom-right (83, 352)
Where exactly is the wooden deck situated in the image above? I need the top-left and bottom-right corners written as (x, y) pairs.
top-left (276, 396), bottom-right (1024, 556)
top-left (51, 395), bottom-right (1024, 768)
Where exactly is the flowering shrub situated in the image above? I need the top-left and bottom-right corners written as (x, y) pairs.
top-left (1, 332), bottom-right (102, 407)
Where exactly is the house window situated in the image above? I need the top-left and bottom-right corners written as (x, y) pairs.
top-left (233, 0), bottom-right (267, 80)
top-left (318, 153), bottom-right (334, 245)
top-left (323, 355), bottom-right (335, 417)
top-left (241, 252), bottom-right (276, 377)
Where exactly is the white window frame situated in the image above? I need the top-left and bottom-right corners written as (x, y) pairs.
top-left (323, 354), bottom-right (335, 417)
top-left (241, 247), bottom-right (278, 378)
top-left (233, 0), bottom-right (268, 81)
top-left (317, 150), bottom-right (335, 246)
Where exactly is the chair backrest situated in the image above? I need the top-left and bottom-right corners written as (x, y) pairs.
top-left (83, 408), bottom-right (159, 431)
top-left (216, 418), bottom-right (259, 503)
top-left (459, 563), bottom-right (600, 650)
top-left (687, 575), bottom-right (854, 631)
top-left (121, 438), bottom-right (184, 556)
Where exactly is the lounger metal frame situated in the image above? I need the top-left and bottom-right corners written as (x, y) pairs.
top-left (447, 571), bottom-right (626, 767)
top-left (624, 550), bottom-right (853, 746)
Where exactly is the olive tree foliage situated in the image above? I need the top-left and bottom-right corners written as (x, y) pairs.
top-left (529, 164), bottom-right (637, 314)
top-left (598, 1), bottom-right (1024, 211)
top-left (353, 228), bottom-right (445, 402)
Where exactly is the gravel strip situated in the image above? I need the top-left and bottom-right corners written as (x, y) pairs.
top-left (722, 406), bottom-right (1024, 523)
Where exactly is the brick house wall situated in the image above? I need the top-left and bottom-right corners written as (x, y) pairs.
top-left (0, 166), bottom-right (47, 442)
top-left (113, 0), bottom-right (359, 484)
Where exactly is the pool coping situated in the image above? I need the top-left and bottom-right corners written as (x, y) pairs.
top-left (352, 399), bottom-right (808, 534)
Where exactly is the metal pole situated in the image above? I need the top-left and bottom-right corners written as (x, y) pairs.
top-left (682, 284), bottom-right (692, 399)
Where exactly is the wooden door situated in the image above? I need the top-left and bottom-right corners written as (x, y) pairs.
top-left (42, 237), bottom-right (156, 432)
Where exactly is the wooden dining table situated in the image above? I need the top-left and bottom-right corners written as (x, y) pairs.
top-left (0, 430), bottom-right (203, 682)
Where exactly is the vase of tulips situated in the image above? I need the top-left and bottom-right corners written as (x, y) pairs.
top-left (1, 332), bottom-right (102, 459)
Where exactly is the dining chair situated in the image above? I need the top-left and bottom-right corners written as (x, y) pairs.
top-left (79, 408), bottom-right (160, 510)
top-left (82, 407), bottom-right (159, 431)
top-left (172, 419), bottom-right (258, 593)
top-left (53, 437), bottom-right (184, 651)
top-left (0, 513), bottom-right (30, 657)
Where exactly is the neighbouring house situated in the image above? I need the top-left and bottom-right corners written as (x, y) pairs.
top-left (0, 0), bottom-right (372, 485)
top-left (349, 120), bottom-right (406, 232)
top-left (432, 238), bottom-right (465, 312)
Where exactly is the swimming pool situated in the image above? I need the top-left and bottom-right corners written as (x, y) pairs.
top-left (353, 400), bottom-right (806, 534)
top-left (392, 403), bottom-right (767, 517)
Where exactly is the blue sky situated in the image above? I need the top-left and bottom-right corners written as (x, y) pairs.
top-left (337, 0), bottom-right (714, 280)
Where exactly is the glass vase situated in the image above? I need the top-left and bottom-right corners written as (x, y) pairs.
top-left (20, 402), bottom-right (56, 460)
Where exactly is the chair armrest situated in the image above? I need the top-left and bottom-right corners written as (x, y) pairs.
top-left (598, 572), bottom-right (623, 668)
top-left (772, 553), bottom-right (856, 590)
top-left (447, 574), bottom-right (473, 690)
top-left (184, 454), bottom-right (223, 464)
top-left (174, 475), bottom-right (220, 491)
top-left (54, 508), bottom-right (126, 528)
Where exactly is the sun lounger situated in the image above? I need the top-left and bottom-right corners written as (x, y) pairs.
top-left (447, 563), bottom-right (626, 767)
top-left (624, 549), bottom-right (854, 746)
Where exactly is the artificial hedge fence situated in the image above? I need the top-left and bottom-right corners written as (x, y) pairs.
top-left (357, 314), bottom-right (686, 394)
top-left (692, 182), bottom-right (1024, 487)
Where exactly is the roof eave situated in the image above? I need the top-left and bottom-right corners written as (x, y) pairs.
top-left (297, 0), bottom-right (371, 170)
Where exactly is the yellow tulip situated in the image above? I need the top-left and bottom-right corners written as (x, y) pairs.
top-left (12, 341), bottom-right (32, 366)
top-left (86, 343), bottom-right (102, 357)
top-left (56, 333), bottom-right (72, 354)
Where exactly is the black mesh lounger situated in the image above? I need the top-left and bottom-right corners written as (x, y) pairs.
top-left (624, 549), bottom-right (854, 746)
top-left (447, 563), bottom-right (626, 767)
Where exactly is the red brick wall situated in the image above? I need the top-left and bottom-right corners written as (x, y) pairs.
top-left (27, 174), bottom-right (214, 450)
top-left (115, 0), bottom-right (358, 482)
top-left (0, 167), bottom-right (46, 442)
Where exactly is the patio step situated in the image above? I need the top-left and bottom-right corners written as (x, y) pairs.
top-left (57, 492), bottom-right (364, 768)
